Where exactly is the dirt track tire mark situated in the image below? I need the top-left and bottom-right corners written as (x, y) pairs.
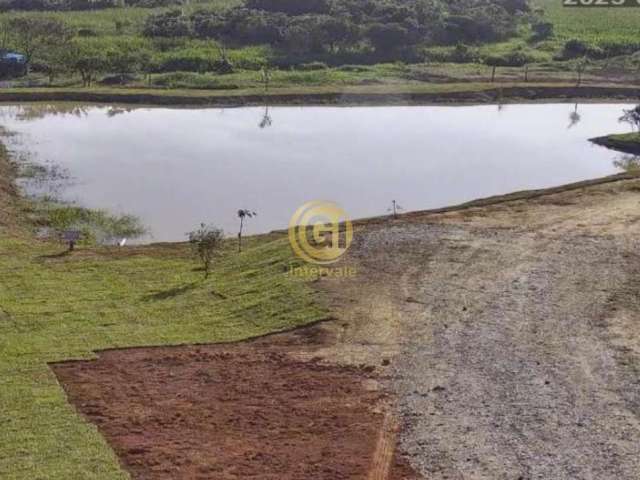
top-left (368, 410), bottom-right (401, 480)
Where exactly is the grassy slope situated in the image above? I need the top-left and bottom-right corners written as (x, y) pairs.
top-left (0, 142), bottom-right (327, 479)
top-left (591, 132), bottom-right (640, 155)
top-left (534, 0), bottom-right (640, 45)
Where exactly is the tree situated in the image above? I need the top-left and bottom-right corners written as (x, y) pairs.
top-left (71, 43), bottom-right (109, 86)
top-left (532, 21), bottom-right (553, 41)
top-left (188, 223), bottom-right (224, 279)
top-left (620, 105), bottom-right (640, 132)
top-left (6, 16), bottom-right (73, 63)
top-left (484, 55), bottom-right (502, 82)
top-left (574, 58), bottom-right (588, 87)
top-left (245, 0), bottom-right (330, 15)
top-left (366, 22), bottom-right (414, 54)
top-left (39, 45), bottom-right (73, 85)
top-left (143, 10), bottom-right (192, 38)
top-left (237, 209), bottom-right (256, 253)
top-left (106, 45), bottom-right (149, 83)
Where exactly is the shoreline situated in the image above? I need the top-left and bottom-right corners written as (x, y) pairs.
top-left (590, 134), bottom-right (640, 155)
top-left (0, 83), bottom-right (639, 108)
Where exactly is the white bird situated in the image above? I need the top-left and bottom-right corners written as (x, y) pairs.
top-left (118, 238), bottom-right (127, 247)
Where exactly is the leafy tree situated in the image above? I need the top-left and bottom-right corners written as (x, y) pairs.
top-left (70, 42), bottom-right (109, 86)
top-left (143, 10), bottom-right (192, 38)
top-left (532, 21), bottom-right (553, 41)
top-left (484, 55), bottom-right (502, 82)
top-left (38, 45), bottom-right (73, 84)
top-left (188, 223), bottom-right (224, 279)
top-left (620, 105), bottom-right (640, 132)
top-left (245, 0), bottom-right (330, 15)
top-left (5, 16), bottom-right (73, 62)
top-left (106, 44), bottom-right (150, 82)
top-left (366, 22), bottom-right (414, 53)
top-left (237, 209), bottom-right (256, 253)
top-left (574, 58), bottom-right (588, 87)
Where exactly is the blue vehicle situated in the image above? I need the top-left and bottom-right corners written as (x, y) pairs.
top-left (0, 50), bottom-right (27, 78)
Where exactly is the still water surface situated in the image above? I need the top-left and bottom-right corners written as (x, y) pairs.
top-left (0, 103), bottom-right (633, 242)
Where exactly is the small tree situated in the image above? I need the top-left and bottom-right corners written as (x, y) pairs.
top-left (237, 209), bottom-right (256, 253)
top-left (188, 223), bottom-right (224, 279)
top-left (387, 200), bottom-right (404, 219)
top-left (619, 105), bottom-right (640, 132)
top-left (574, 58), bottom-right (588, 87)
top-left (484, 56), bottom-right (502, 83)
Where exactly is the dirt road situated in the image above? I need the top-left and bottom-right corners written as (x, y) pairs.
top-left (319, 176), bottom-right (640, 479)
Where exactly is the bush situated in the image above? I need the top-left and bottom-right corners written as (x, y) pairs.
top-left (245, 0), bottom-right (330, 15)
top-left (151, 72), bottom-right (239, 89)
top-left (153, 49), bottom-right (226, 73)
top-left (451, 44), bottom-right (480, 63)
top-left (77, 28), bottom-right (97, 37)
top-left (143, 10), bottom-right (192, 38)
top-left (484, 50), bottom-right (535, 67)
top-left (532, 21), bottom-right (553, 41)
top-left (336, 64), bottom-right (371, 72)
top-left (562, 39), bottom-right (589, 59)
top-left (296, 61), bottom-right (328, 71)
top-left (423, 44), bottom-right (480, 63)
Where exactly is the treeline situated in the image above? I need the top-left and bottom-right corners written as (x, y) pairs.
top-left (0, 0), bottom-right (177, 11)
top-left (0, 0), bottom-right (543, 83)
top-left (144, 0), bottom-right (533, 57)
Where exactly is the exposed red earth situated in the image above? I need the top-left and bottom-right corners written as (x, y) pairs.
top-left (52, 337), bottom-right (417, 480)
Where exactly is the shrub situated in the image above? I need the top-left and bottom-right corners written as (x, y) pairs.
top-left (562, 39), bottom-right (589, 59)
top-left (151, 72), bottom-right (239, 89)
top-left (245, 0), bottom-right (330, 15)
top-left (188, 223), bottom-right (224, 279)
top-left (153, 49), bottom-right (219, 73)
top-left (296, 61), bottom-right (328, 71)
top-left (532, 21), bottom-right (553, 41)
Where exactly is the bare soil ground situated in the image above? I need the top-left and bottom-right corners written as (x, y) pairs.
top-left (53, 175), bottom-right (640, 480)
top-left (52, 342), bottom-right (418, 480)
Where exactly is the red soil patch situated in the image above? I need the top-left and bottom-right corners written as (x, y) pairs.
top-left (52, 343), bottom-right (417, 480)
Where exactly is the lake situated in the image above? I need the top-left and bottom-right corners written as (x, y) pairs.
top-left (0, 102), bottom-right (634, 242)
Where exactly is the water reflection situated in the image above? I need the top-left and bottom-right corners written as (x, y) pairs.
top-left (259, 105), bottom-right (273, 129)
top-left (613, 155), bottom-right (640, 172)
top-left (568, 103), bottom-right (581, 129)
top-left (619, 105), bottom-right (640, 132)
top-left (0, 103), bottom-right (634, 242)
top-left (0, 104), bottom-right (90, 121)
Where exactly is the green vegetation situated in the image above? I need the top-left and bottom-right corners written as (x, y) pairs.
top-left (592, 132), bottom-right (640, 155)
top-left (0, 146), bottom-right (327, 478)
top-left (0, 0), bottom-right (553, 89)
top-left (534, 0), bottom-right (640, 48)
top-left (0, 0), bottom-right (637, 92)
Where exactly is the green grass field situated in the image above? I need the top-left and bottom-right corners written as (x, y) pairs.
top-left (0, 0), bottom-right (240, 35)
top-left (0, 183), bottom-right (326, 479)
top-left (535, 0), bottom-right (640, 45)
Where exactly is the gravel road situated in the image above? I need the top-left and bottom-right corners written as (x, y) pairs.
top-left (326, 178), bottom-right (640, 480)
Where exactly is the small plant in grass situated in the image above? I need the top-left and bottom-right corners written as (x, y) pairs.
top-left (387, 200), bottom-right (404, 219)
top-left (237, 209), bottom-right (257, 253)
top-left (188, 223), bottom-right (224, 279)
